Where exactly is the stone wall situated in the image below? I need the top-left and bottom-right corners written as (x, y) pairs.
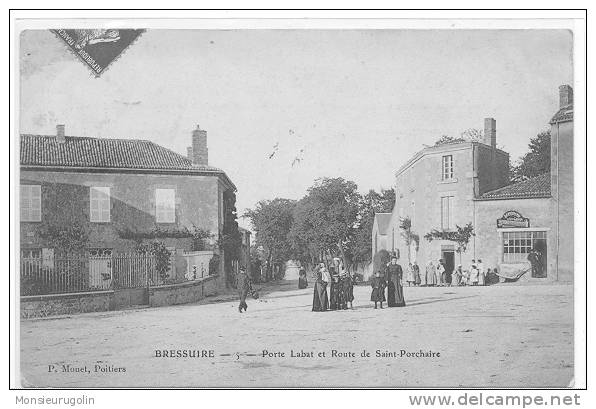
top-left (148, 275), bottom-right (219, 307)
top-left (474, 197), bottom-right (555, 280)
top-left (21, 291), bottom-right (113, 318)
top-left (21, 275), bottom-right (221, 318)
top-left (20, 170), bottom-right (221, 252)
top-left (391, 144), bottom-right (477, 267)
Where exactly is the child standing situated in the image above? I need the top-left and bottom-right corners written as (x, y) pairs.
top-left (370, 270), bottom-right (387, 309)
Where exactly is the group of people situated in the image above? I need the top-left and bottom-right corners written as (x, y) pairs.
top-left (370, 255), bottom-right (407, 309)
top-left (311, 258), bottom-right (355, 311)
top-left (240, 255), bottom-right (494, 314)
top-left (452, 259), bottom-right (488, 286)
top-left (396, 258), bottom-right (490, 287)
top-left (310, 255), bottom-right (408, 311)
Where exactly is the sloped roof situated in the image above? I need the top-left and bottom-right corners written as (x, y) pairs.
top-left (550, 104), bottom-right (573, 124)
top-left (374, 213), bottom-right (392, 235)
top-left (20, 134), bottom-right (236, 189)
top-left (479, 173), bottom-right (551, 200)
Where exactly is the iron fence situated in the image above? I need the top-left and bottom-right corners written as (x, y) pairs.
top-left (20, 253), bottom-right (157, 296)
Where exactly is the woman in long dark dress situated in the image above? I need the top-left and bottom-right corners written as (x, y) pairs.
top-left (312, 267), bottom-right (329, 312)
top-left (386, 256), bottom-right (406, 307)
top-left (340, 271), bottom-right (354, 309)
top-left (328, 266), bottom-right (340, 310)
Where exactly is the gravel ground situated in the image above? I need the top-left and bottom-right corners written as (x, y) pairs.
top-left (19, 281), bottom-right (574, 388)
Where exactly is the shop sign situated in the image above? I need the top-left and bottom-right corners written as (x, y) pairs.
top-left (497, 210), bottom-right (530, 228)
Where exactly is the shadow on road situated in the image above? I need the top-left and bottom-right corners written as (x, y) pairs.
top-left (406, 295), bottom-right (477, 306)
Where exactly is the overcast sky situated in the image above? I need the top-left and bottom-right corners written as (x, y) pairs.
top-left (20, 29), bottom-right (573, 229)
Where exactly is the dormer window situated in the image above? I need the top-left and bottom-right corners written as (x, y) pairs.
top-left (442, 155), bottom-right (453, 180)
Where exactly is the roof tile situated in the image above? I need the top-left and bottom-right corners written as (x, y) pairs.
top-left (20, 134), bottom-right (221, 172)
top-left (479, 174), bottom-right (551, 200)
top-left (549, 104), bottom-right (573, 124)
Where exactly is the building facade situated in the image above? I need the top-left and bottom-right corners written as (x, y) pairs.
top-left (373, 85), bottom-right (573, 282)
top-left (550, 85), bottom-right (574, 281)
top-left (20, 124), bottom-right (237, 287)
top-left (380, 117), bottom-right (510, 276)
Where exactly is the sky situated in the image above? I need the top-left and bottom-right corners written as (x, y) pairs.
top-left (19, 29), bottom-right (573, 230)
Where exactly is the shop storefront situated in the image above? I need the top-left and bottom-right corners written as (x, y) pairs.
top-left (474, 182), bottom-right (555, 280)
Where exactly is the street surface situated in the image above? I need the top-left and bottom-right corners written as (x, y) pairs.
top-left (20, 281), bottom-right (574, 388)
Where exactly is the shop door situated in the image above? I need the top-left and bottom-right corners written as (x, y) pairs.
top-left (532, 238), bottom-right (548, 278)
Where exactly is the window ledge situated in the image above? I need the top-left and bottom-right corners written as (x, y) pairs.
top-left (437, 178), bottom-right (458, 184)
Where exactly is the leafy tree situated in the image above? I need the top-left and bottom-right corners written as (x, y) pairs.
top-left (399, 216), bottom-right (419, 263)
top-left (350, 188), bottom-right (395, 266)
top-left (434, 134), bottom-right (466, 146)
top-left (511, 130), bottom-right (551, 182)
top-left (460, 128), bottom-right (484, 142)
top-left (243, 198), bottom-right (296, 277)
top-left (424, 222), bottom-right (475, 264)
top-left (38, 222), bottom-right (89, 255)
top-left (137, 241), bottom-right (172, 283)
top-left (221, 190), bottom-right (242, 285)
top-left (288, 178), bottom-right (360, 270)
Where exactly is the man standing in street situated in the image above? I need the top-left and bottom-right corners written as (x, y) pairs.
top-left (236, 266), bottom-right (251, 313)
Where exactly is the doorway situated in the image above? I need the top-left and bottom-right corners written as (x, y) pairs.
top-left (441, 250), bottom-right (455, 285)
top-left (532, 237), bottom-right (548, 278)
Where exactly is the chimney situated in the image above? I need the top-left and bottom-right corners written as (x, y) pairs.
top-left (56, 124), bottom-right (66, 143)
top-left (186, 146), bottom-right (193, 161)
top-left (484, 118), bottom-right (496, 149)
top-left (191, 124), bottom-right (208, 166)
top-left (559, 84), bottom-right (573, 107)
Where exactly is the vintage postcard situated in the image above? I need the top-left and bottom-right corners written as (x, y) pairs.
top-left (12, 14), bottom-right (585, 389)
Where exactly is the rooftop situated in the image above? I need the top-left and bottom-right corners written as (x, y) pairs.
top-left (478, 173), bottom-right (551, 200)
top-left (549, 104), bottom-right (573, 124)
top-left (395, 140), bottom-right (508, 177)
top-left (20, 134), bottom-right (236, 189)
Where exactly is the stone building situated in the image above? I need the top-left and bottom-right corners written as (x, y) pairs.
top-left (550, 85), bottom-right (574, 281)
top-left (20, 124), bottom-right (237, 288)
top-left (371, 212), bottom-right (391, 256)
top-left (373, 85), bottom-right (573, 282)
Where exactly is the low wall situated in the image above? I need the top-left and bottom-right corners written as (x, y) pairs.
top-left (21, 290), bottom-right (113, 319)
top-left (21, 275), bottom-right (221, 318)
top-left (148, 275), bottom-right (219, 307)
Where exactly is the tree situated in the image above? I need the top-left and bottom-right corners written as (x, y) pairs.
top-left (424, 223), bottom-right (475, 264)
top-left (349, 188), bottom-right (395, 267)
top-left (460, 128), bottom-right (484, 142)
top-left (221, 190), bottom-right (242, 285)
top-left (243, 198), bottom-right (296, 277)
top-left (433, 134), bottom-right (466, 147)
top-left (399, 216), bottom-right (419, 263)
top-left (288, 178), bottom-right (360, 270)
top-left (511, 130), bottom-right (551, 182)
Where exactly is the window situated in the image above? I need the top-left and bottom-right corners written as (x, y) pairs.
top-left (90, 187), bottom-right (111, 222)
top-left (441, 196), bottom-right (455, 230)
top-left (442, 155), bottom-right (454, 180)
top-left (21, 248), bottom-right (41, 259)
top-left (20, 185), bottom-right (41, 222)
top-left (502, 231), bottom-right (547, 263)
top-left (156, 188), bottom-right (176, 223)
